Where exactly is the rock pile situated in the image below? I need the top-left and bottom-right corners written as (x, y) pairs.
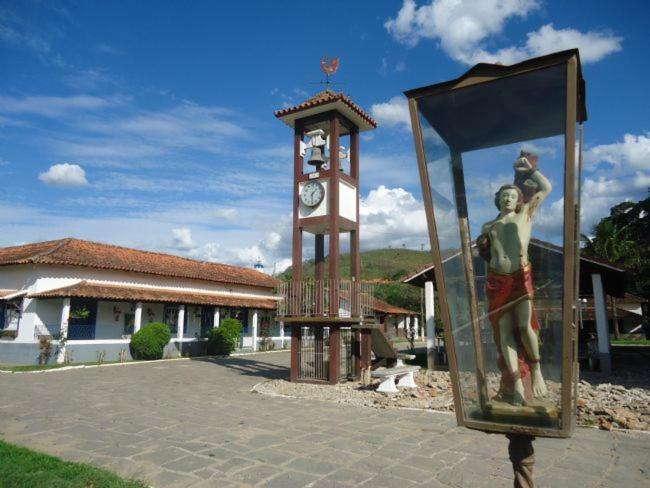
top-left (255, 369), bottom-right (650, 432)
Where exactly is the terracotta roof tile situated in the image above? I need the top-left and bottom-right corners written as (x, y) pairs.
top-left (29, 281), bottom-right (278, 309)
top-left (372, 297), bottom-right (416, 315)
top-left (274, 90), bottom-right (377, 129)
top-left (0, 238), bottom-right (279, 289)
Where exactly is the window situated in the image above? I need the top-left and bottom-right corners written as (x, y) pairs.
top-left (164, 304), bottom-right (179, 334)
top-left (163, 304), bottom-right (188, 335)
top-left (123, 313), bottom-right (135, 336)
top-left (200, 306), bottom-right (214, 337)
top-left (68, 298), bottom-right (97, 340)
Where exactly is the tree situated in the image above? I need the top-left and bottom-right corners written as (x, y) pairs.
top-left (582, 193), bottom-right (650, 300)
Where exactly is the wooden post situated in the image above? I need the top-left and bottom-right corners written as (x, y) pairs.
top-left (451, 153), bottom-right (488, 408)
top-left (290, 324), bottom-right (300, 381)
top-left (507, 434), bottom-right (535, 488)
top-left (359, 329), bottom-right (372, 372)
top-left (328, 326), bottom-right (341, 384)
top-left (328, 115), bottom-right (340, 317)
top-left (292, 121), bottom-right (303, 283)
top-left (315, 234), bottom-right (325, 315)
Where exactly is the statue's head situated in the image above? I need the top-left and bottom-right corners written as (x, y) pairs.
top-left (494, 184), bottom-right (523, 213)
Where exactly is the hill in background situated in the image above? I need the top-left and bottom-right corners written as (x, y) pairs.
top-left (277, 248), bottom-right (432, 312)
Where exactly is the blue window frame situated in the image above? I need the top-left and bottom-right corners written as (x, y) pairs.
top-left (67, 298), bottom-right (97, 340)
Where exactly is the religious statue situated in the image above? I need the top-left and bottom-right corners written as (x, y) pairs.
top-left (479, 151), bottom-right (552, 406)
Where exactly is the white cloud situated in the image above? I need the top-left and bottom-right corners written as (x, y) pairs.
top-left (370, 96), bottom-right (410, 129)
top-left (0, 158), bottom-right (8, 166)
top-left (525, 24), bottom-right (622, 63)
top-left (170, 228), bottom-right (195, 251)
top-left (585, 133), bottom-right (650, 171)
top-left (0, 94), bottom-right (117, 117)
top-left (38, 163), bottom-right (89, 187)
top-left (212, 208), bottom-right (238, 221)
top-left (385, 1), bottom-right (621, 65)
top-left (360, 185), bottom-right (429, 249)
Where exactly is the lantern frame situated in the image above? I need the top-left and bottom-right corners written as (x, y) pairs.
top-left (405, 49), bottom-right (586, 438)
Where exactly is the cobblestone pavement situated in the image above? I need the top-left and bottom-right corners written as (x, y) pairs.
top-left (0, 352), bottom-right (648, 487)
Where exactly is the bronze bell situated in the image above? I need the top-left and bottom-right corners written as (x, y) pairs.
top-left (308, 145), bottom-right (325, 168)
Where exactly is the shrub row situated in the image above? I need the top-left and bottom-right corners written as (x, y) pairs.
top-left (129, 318), bottom-right (243, 360)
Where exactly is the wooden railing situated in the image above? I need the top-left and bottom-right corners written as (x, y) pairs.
top-left (277, 280), bottom-right (375, 319)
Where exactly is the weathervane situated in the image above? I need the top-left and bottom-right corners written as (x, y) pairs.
top-left (320, 56), bottom-right (340, 88)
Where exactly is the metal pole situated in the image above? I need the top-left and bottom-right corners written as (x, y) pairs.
top-left (506, 434), bottom-right (535, 488)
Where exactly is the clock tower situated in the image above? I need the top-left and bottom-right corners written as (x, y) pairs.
top-left (275, 83), bottom-right (377, 384)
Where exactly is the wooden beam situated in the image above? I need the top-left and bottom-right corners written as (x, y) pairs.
top-left (329, 115), bottom-right (340, 316)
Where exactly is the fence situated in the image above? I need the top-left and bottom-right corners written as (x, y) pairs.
top-left (277, 280), bottom-right (375, 319)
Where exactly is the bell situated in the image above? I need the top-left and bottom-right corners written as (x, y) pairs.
top-left (308, 145), bottom-right (325, 168)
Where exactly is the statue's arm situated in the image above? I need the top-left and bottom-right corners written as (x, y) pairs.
top-left (529, 168), bottom-right (552, 204)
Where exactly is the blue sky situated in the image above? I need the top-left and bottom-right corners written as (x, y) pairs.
top-left (1, 0), bottom-right (648, 272)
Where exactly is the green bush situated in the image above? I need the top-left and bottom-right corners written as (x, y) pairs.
top-left (130, 322), bottom-right (171, 360)
top-left (207, 318), bottom-right (243, 355)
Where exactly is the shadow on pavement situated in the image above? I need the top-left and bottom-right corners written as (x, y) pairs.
top-left (191, 356), bottom-right (290, 380)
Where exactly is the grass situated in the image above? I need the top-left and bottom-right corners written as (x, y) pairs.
top-left (0, 439), bottom-right (147, 488)
top-left (611, 338), bottom-right (650, 345)
top-left (0, 360), bottom-right (131, 373)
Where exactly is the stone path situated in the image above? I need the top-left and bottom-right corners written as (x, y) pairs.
top-left (0, 352), bottom-right (648, 487)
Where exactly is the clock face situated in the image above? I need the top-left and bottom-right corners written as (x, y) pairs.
top-left (300, 181), bottom-right (325, 207)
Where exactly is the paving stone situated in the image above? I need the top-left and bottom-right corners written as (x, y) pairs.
top-left (359, 474), bottom-right (416, 488)
top-left (162, 454), bottom-right (221, 473)
top-left (378, 464), bottom-right (433, 483)
top-left (323, 467), bottom-right (375, 485)
top-left (287, 457), bottom-right (340, 475)
top-left (230, 463), bottom-right (285, 484)
top-left (148, 469), bottom-right (201, 488)
top-left (133, 446), bottom-right (187, 465)
top-left (260, 470), bottom-right (321, 488)
top-left (249, 447), bottom-right (295, 466)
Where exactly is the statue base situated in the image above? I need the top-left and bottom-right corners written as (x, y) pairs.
top-left (483, 399), bottom-right (558, 427)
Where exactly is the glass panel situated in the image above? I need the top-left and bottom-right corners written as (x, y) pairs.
top-left (418, 64), bottom-right (567, 431)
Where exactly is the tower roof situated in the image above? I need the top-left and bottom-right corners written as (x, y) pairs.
top-left (274, 90), bottom-right (377, 133)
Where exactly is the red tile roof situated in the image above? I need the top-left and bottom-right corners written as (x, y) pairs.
top-left (274, 90), bottom-right (377, 129)
top-left (29, 281), bottom-right (278, 309)
top-left (0, 238), bottom-right (279, 289)
top-left (372, 297), bottom-right (417, 316)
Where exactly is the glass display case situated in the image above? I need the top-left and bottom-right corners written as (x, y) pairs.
top-left (405, 49), bottom-right (586, 437)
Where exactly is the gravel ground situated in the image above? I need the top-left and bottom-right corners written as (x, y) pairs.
top-left (254, 367), bottom-right (650, 432)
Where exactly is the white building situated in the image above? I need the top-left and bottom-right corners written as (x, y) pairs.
top-left (0, 238), bottom-right (284, 365)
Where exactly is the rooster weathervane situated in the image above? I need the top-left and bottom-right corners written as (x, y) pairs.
top-left (321, 56), bottom-right (340, 88)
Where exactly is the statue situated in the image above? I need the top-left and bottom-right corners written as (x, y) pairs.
top-left (479, 152), bottom-right (552, 406)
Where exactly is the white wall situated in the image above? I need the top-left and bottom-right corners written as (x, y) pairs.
top-left (339, 180), bottom-right (357, 222)
top-left (2, 264), bottom-right (276, 299)
top-left (96, 300), bottom-right (132, 339)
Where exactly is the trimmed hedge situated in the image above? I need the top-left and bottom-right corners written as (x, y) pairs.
top-left (130, 322), bottom-right (171, 360)
top-left (207, 318), bottom-right (243, 355)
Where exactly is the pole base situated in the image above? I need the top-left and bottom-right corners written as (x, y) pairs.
top-left (506, 434), bottom-right (535, 488)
